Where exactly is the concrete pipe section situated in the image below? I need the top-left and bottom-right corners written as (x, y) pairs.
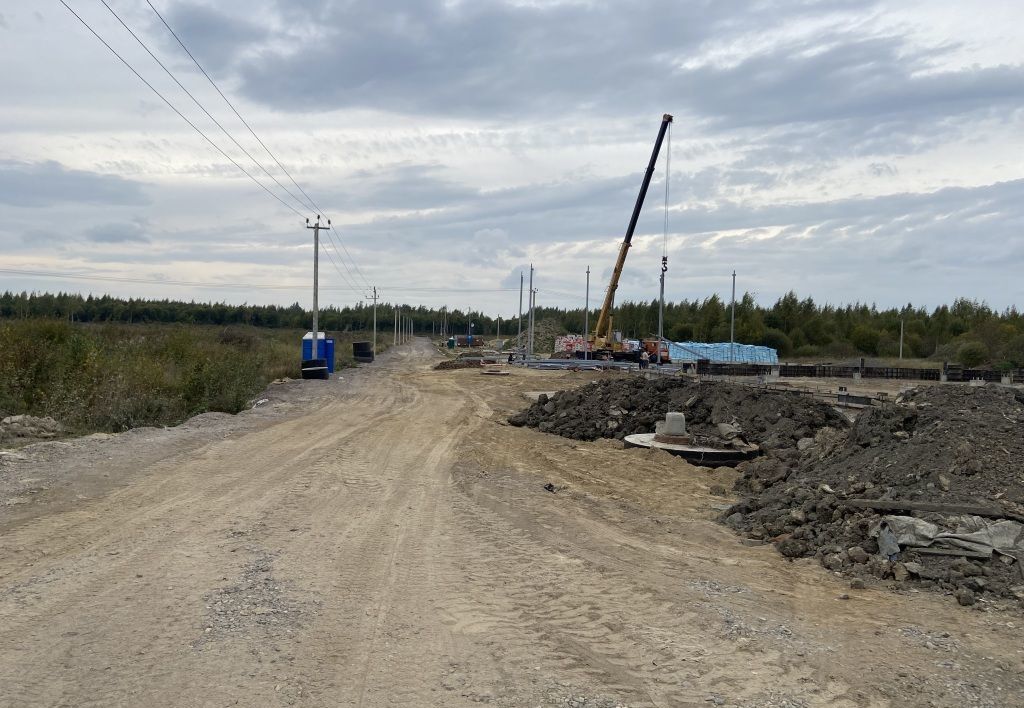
top-left (624, 411), bottom-right (761, 467)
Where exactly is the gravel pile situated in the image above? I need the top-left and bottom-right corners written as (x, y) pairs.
top-left (508, 377), bottom-right (847, 447)
top-left (725, 384), bottom-right (1024, 606)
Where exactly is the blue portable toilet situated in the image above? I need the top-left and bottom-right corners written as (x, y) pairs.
top-left (302, 331), bottom-right (335, 374)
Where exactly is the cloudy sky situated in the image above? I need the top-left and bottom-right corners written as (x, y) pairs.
top-left (1, 0), bottom-right (1022, 316)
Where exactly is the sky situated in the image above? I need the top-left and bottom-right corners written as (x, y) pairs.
top-left (1, 0), bottom-right (1023, 318)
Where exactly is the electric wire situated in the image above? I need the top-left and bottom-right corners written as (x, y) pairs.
top-left (99, 0), bottom-right (313, 219)
top-left (145, 0), bottom-right (375, 294)
top-left (98, 0), bottom-right (367, 297)
top-left (57, 0), bottom-right (307, 220)
top-left (145, 0), bottom-right (320, 214)
top-left (0, 267), bottom-right (519, 293)
top-left (72, 0), bottom-right (368, 299)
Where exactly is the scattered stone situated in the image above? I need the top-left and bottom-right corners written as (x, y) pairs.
top-left (847, 546), bottom-right (869, 564)
top-left (954, 588), bottom-right (977, 607)
top-left (850, 578), bottom-right (866, 590)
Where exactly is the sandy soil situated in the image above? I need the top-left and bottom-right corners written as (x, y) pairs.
top-left (1, 339), bottom-right (1021, 707)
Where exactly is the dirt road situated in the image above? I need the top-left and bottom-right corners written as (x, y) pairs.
top-left (1, 340), bottom-right (1021, 707)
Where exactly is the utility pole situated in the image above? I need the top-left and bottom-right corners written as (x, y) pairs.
top-left (517, 272), bottom-right (524, 356)
top-left (584, 265), bottom-right (590, 360)
top-left (527, 265), bottom-right (534, 359)
top-left (530, 288), bottom-right (538, 359)
top-left (899, 318), bottom-right (904, 360)
top-left (730, 270), bottom-right (737, 363)
top-left (657, 256), bottom-right (667, 364)
top-left (497, 316), bottom-right (501, 349)
top-left (393, 307), bottom-right (398, 346)
top-left (305, 216), bottom-right (330, 361)
top-left (371, 286), bottom-right (378, 355)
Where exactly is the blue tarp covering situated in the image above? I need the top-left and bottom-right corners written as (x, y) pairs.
top-left (668, 341), bottom-right (778, 364)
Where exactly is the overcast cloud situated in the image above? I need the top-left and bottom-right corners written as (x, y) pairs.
top-left (0, 0), bottom-right (1022, 314)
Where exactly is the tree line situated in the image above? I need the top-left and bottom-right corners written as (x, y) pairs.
top-left (3, 290), bottom-right (1023, 368)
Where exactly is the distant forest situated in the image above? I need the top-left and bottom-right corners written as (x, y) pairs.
top-left (3, 290), bottom-right (1023, 368)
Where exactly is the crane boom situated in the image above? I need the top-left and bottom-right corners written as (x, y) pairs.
top-left (592, 113), bottom-right (673, 347)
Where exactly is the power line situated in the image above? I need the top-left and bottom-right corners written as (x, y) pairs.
top-left (99, 0), bottom-right (313, 218)
top-left (145, 0), bottom-right (319, 214)
top-left (58, 0), bottom-right (308, 220)
top-left (67, 1), bottom-right (365, 297)
top-left (0, 267), bottom-right (519, 293)
top-left (145, 0), bottom-right (375, 293)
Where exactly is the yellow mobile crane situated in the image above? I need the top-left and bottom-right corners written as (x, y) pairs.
top-left (588, 113), bottom-right (673, 361)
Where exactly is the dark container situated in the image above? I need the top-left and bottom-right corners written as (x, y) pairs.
top-left (353, 341), bottom-right (374, 363)
top-left (301, 358), bottom-right (329, 380)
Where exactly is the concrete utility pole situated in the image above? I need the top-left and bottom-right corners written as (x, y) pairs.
top-left (305, 216), bottom-right (330, 360)
top-left (730, 270), bottom-right (737, 363)
top-left (497, 316), bottom-right (501, 349)
top-left (393, 308), bottom-right (398, 346)
top-left (517, 272), bottom-right (524, 355)
top-left (527, 265), bottom-right (535, 359)
top-left (530, 288), bottom-right (538, 359)
top-left (584, 265), bottom-right (590, 360)
top-left (899, 318), bottom-right (905, 360)
top-left (371, 286), bottom-right (378, 355)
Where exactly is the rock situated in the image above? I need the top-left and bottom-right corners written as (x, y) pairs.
top-left (542, 401), bottom-right (556, 414)
top-left (952, 558), bottom-right (983, 577)
top-left (789, 508), bottom-right (807, 524)
top-left (776, 537), bottom-right (808, 558)
top-left (823, 553), bottom-right (846, 571)
top-left (892, 563), bottom-right (910, 582)
top-left (796, 437), bottom-right (815, 451)
top-left (903, 562), bottom-right (924, 576)
top-left (837, 593), bottom-right (850, 600)
top-left (850, 578), bottom-right (866, 589)
top-left (965, 577), bottom-right (987, 592)
top-left (847, 546), bottom-right (869, 564)
top-left (954, 587), bottom-right (977, 606)
top-left (937, 474), bottom-right (951, 492)
top-left (724, 512), bottom-right (744, 529)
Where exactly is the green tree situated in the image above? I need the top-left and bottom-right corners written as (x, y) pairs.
top-left (956, 341), bottom-right (988, 368)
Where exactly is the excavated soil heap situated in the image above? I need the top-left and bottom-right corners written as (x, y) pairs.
top-left (725, 385), bottom-right (1024, 606)
top-left (508, 377), bottom-right (848, 447)
top-left (434, 359), bottom-right (482, 371)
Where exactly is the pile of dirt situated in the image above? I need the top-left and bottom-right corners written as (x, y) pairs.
top-left (0, 414), bottom-right (65, 447)
top-left (725, 385), bottom-right (1024, 606)
top-left (508, 378), bottom-right (848, 448)
top-left (434, 359), bottom-right (481, 371)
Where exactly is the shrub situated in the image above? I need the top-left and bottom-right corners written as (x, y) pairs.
top-left (956, 341), bottom-right (989, 368)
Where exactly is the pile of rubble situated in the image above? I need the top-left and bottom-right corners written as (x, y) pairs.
top-left (725, 385), bottom-right (1024, 606)
top-left (0, 414), bottom-right (65, 447)
top-left (508, 378), bottom-right (847, 449)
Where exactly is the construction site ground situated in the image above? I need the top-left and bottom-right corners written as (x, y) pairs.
top-left (1, 339), bottom-right (1021, 708)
